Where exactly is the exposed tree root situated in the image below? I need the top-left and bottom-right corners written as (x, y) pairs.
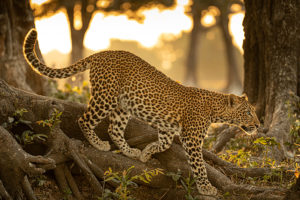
top-left (212, 126), bottom-right (239, 153)
top-left (0, 126), bottom-right (55, 199)
top-left (0, 79), bottom-right (292, 199)
top-left (0, 180), bottom-right (12, 200)
top-left (44, 121), bottom-right (103, 198)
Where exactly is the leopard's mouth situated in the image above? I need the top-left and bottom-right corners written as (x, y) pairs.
top-left (241, 125), bottom-right (256, 135)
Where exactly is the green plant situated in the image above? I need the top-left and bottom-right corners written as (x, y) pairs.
top-left (166, 170), bottom-right (199, 200)
top-left (180, 173), bottom-right (198, 200)
top-left (16, 130), bottom-right (47, 145)
top-left (220, 149), bottom-right (252, 168)
top-left (286, 100), bottom-right (300, 149)
top-left (100, 166), bottom-right (164, 200)
top-left (36, 109), bottom-right (62, 130)
top-left (166, 169), bottom-right (182, 189)
top-left (49, 80), bottom-right (90, 104)
top-left (2, 108), bottom-right (30, 128)
top-left (2, 108), bottom-right (48, 145)
top-left (253, 137), bottom-right (279, 168)
top-left (62, 188), bottom-right (72, 200)
top-left (32, 175), bottom-right (47, 187)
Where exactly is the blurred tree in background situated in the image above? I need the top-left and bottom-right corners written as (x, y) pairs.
top-left (33, 0), bottom-right (175, 64)
top-left (185, 0), bottom-right (243, 91)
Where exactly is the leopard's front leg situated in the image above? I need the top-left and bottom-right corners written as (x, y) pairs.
top-left (181, 135), bottom-right (217, 196)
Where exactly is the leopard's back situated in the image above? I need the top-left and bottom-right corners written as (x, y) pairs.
top-left (88, 50), bottom-right (186, 129)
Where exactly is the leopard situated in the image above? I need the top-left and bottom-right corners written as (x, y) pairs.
top-left (23, 28), bottom-right (260, 196)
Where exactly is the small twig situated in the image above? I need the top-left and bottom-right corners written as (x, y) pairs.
top-left (22, 175), bottom-right (37, 200)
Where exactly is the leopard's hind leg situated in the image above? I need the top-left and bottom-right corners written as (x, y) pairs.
top-left (78, 96), bottom-right (113, 151)
top-left (108, 107), bottom-right (141, 159)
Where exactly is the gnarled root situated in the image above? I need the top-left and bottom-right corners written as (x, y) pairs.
top-left (0, 126), bottom-right (55, 199)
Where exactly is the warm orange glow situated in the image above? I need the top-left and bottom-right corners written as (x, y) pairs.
top-left (34, 10), bottom-right (71, 54)
top-left (231, 4), bottom-right (243, 13)
top-left (32, 0), bottom-right (244, 56)
top-left (201, 14), bottom-right (215, 27)
top-left (84, 0), bottom-right (192, 50)
top-left (74, 3), bottom-right (83, 30)
top-left (31, 0), bottom-right (49, 6)
top-left (229, 12), bottom-right (245, 53)
top-left (201, 6), bottom-right (220, 27)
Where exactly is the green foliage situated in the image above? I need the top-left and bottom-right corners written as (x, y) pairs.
top-left (2, 108), bottom-right (31, 128)
top-left (16, 130), bottom-right (47, 145)
top-left (99, 166), bottom-right (164, 200)
top-left (62, 187), bottom-right (72, 200)
top-left (180, 173), bottom-right (198, 200)
top-left (32, 175), bottom-right (47, 187)
top-left (220, 149), bottom-right (252, 168)
top-left (286, 100), bottom-right (300, 149)
top-left (36, 108), bottom-right (62, 130)
top-left (253, 137), bottom-right (280, 148)
top-left (166, 170), bottom-right (198, 200)
top-left (1, 108), bottom-right (48, 145)
top-left (166, 169), bottom-right (182, 189)
top-left (253, 137), bottom-right (279, 168)
top-left (49, 80), bottom-right (90, 104)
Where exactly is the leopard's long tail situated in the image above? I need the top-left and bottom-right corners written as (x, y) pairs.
top-left (23, 29), bottom-right (91, 79)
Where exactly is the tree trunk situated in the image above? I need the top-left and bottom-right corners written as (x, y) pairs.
top-left (243, 0), bottom-right (299, 160)
top-left (0, 0), bottom-right (47, 95)
top-left (185, 0), bottom-right (201, 87)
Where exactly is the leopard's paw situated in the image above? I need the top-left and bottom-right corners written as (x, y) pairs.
top-left (139, 149), bottom-right (152, 163)
top-left (92, 140), bottom-right (111, 151)
top-left (123, 148), bottom-right (141, 159)
top-left (198, 184), bottom-right (217, 196)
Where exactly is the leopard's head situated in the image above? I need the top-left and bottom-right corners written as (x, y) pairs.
top-left (223, 94), bottom-right (260, 135)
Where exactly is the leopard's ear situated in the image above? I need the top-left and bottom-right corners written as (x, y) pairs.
top-left (228, 94), bottom-right (239, 108)
top-left (241, 93), bottom-right (248, 101)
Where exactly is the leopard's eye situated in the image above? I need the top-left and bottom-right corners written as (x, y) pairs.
top-left (246, 111), bottom-right (251, 116)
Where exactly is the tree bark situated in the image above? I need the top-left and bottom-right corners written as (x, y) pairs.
top-left (243, 0), bottom-right (299, 160)
top-left (0, 0), bottom-right (47, 95)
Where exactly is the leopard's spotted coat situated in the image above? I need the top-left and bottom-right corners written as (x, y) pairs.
top-left (23, 29), bottom-right (260, 195)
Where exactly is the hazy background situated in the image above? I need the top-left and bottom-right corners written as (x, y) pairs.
top-left (31, 0), bottom-right (244, 93)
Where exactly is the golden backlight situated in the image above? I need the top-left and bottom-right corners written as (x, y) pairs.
top-left (31, 0), bottom-right (244, 54)
top-left (229, 12), bottom-right (245, 53)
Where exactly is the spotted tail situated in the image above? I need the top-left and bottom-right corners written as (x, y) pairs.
top-left (23, 29), bottom-right (91, 79)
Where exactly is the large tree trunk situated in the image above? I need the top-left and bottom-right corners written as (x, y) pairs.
top-left (0, 0), bottom-right (47, 95)
top-left (243, 0), bottom-right (299, 160)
